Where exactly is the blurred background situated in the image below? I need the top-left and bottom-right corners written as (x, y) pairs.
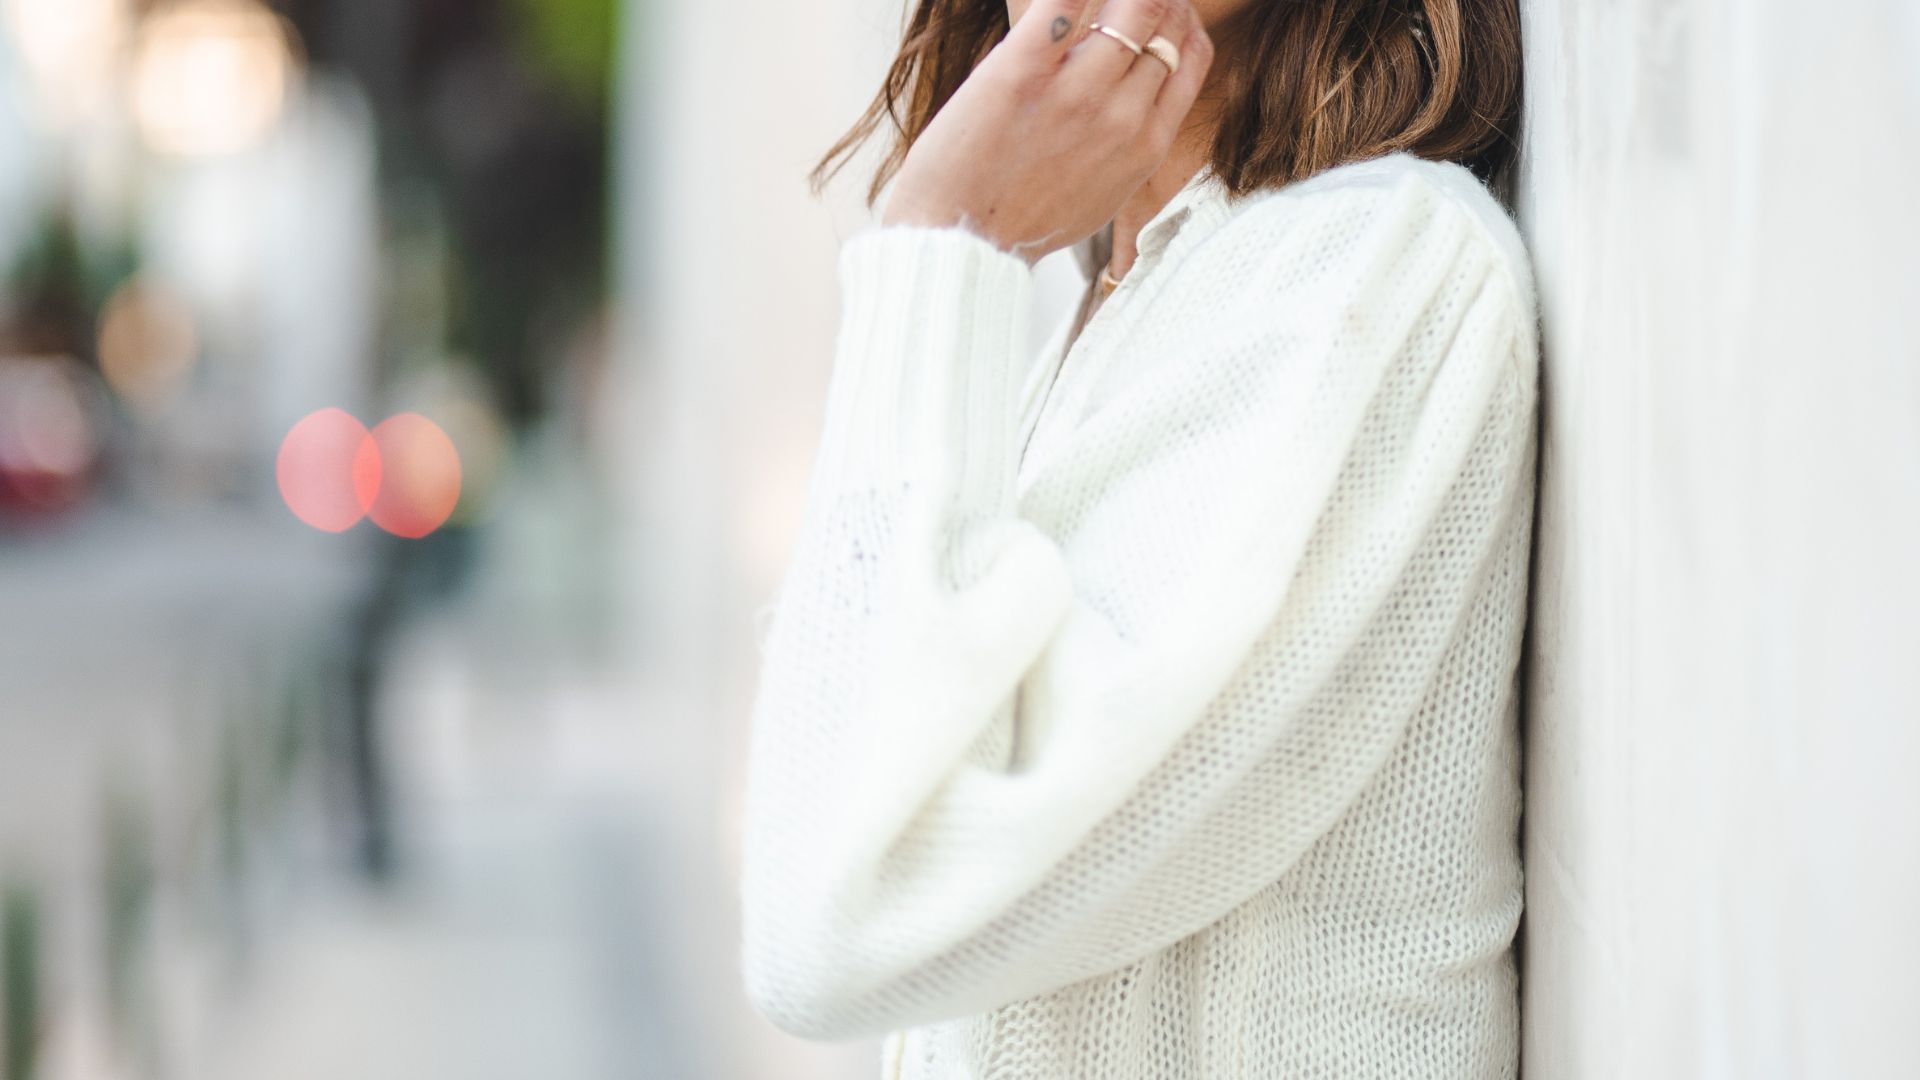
top-left (0, 0), bottom-right (961, 1075)
top-left (1, 0), bottom-right (1917, 1078)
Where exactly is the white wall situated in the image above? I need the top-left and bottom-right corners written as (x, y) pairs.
top-left (609, 0), bottom-right (891, 1071)
top-left (1515, 2), bottom-right (1920, 1076)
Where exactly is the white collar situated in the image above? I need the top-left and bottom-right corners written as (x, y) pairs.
top-left (1073, 161), bottom-right (1231, 279)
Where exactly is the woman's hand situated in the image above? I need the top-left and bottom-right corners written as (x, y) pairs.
top-left (880, 0), bottom-right (1215, 265)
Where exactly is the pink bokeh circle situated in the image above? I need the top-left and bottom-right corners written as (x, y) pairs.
top-left (277, 409), bottom-right (461, 538)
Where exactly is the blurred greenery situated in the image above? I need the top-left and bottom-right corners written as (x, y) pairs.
top-left (280, 0), bottom-right (615, 425)
top-left (508, 0), bottom-right (619, 114)
top-left (2, 883), bottom-right (39, 1080)
top-left (101, 786), bottom-right (154, 1041)
top-left (0, 207), bottom-right (138, 362)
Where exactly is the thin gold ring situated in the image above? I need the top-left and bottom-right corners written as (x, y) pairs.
top-left (1143, 34), bottom-right (1181, 74)
top-left (1087, 22), bottom-right (1144, 57)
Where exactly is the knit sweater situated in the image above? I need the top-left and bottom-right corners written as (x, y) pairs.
top-left (740, 151), bottom-right (1540, 1079)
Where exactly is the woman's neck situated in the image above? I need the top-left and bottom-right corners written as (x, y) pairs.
top-left (1105, 115), bottom-right (1219, 278)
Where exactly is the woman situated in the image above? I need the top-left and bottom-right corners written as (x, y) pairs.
top-left (739, 0), bottom-right (1536, 1075)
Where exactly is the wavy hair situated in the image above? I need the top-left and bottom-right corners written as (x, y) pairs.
top-left (810, 0), bottom-right (1522, 204)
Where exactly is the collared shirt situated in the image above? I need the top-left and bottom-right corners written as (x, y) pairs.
top-left (1069, 160), bottom-right (1234, 288)
top-left (1025, 162), bottom-right (1235, 473)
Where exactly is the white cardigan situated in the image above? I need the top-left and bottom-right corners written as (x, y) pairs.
top-left (740, 151), bottom-right (1540, 1079)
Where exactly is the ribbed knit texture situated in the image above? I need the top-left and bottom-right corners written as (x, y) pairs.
top-left (740, 152), bottom-right (1540, 1079)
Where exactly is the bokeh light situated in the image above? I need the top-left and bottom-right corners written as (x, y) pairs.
top-left (0, 356), bottom-right (104, 510)
top-left (366, 412), bottom-right (461, 539)
top-left (129, 0), bottom-right (295, 158)
top-left (3, 0), bottom-right (128, 127)
top-left (276, 409), bottom-right (462, 537)
top-left (433, 395), bottom-right (508, 527)
top-left (275, 407), bottom-right (376, 533)
top-left (97, 276), bottom-right (199, 413)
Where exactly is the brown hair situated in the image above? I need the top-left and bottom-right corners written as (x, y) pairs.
top-left (810, 0), bottom-right (1522, 205)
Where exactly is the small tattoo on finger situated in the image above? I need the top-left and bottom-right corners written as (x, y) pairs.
top-left (1051, 16), bottom-right (1071, 41)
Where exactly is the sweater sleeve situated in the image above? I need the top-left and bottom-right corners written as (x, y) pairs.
top-left (739, 175), bottom-right (1533, 1040)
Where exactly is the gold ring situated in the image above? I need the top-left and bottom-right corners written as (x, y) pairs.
top-left (1143, 34), bottom-right (1181, 74)
top-left (1088, 22), bottom-right (1144, 56)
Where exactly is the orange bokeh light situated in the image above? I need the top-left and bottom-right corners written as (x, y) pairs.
top-left (366, 413), bottom-right (461, 539)
top-left (276, 409), bottom-right (462, 538)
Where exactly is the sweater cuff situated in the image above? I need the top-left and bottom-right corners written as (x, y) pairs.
top-left (814, 223), bottom-right (1035, 515)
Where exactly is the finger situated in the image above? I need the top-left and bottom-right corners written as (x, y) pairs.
top-left (1064, 0), bottom-right (1173, 86)
top-left (1004, 0), bottom-right (1102, 62)
top-left (1114, 0), bottom-right (1188, 100)
top-left (1146, 13), bottom-right (1213, 145)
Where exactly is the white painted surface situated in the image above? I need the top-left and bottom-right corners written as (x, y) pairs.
top-left (1515, 2), bottom-right (1920, 1076)
top-left (611, 2), bottom-right (913, 1076)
